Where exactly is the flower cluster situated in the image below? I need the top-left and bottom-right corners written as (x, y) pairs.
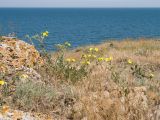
top-left (128, 59), bottom-right (133, 64)
top-left (97, 56), bottom-right (113, 62)
top-left (81, 61), bottom-right (91, 65)
top-left (89, 47), bottom-right (99, 52)
top-left (105, 56), bottom-right (113, 62)
top-left (66, 58), bottom-right (76, 62)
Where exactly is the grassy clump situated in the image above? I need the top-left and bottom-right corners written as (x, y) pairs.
top-left (13, 80), bottom-right (56, 112)
top-left (12, 80), bottom-right (76, 113)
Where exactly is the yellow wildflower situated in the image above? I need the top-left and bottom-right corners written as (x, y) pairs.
top-left (128, 59), bottom-right (133, 64)
top-left (0, 80), bottom-right (6, 85)
top-left (42, 31), bottom-right (49, 37)
top-left (105, 58), bottom-right (110, 62)
top-left (65, 42), bottom-right (71, 47)
top-left (105, 56), bottom-right (113, 62)
top-left (71, 58), bottom-right (76, 62)
top-left (20, 74), bottom-right (29, 79)
top-left (94, 48), bottom-right (99, 52)
top-left (66, 58), bottom-right (76, 62)
top-left (89, 48), bottom-right (93, 51)
top-left (81, 61), bottom-right (85, 64)
top-left (98, 57), bottom-right (104, 62)
top-left (86, 61), bottom-right (90, 65)
top-left (82, 54), bottom-right (87, 58)
top-left (88, 54), bottom-right (92, 57)
top-left (81, 61), bottom-right (90, 65)
top-left (149, 73), bottom-right (154, 78)
top-left (109, 56), bottom-right (113, 60)
top-left (66, 58), bottom-right (71, 62)
top-left (92, 55), bottom-right (97, 58)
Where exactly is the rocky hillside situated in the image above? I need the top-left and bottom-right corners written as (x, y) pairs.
top-left (0, 37), bottom-right (160, 120)
top-left (0, 37), bottom-right (51, 119)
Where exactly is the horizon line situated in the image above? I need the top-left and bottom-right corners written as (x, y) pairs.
top-left (0, 7), bottom-right (160, 9)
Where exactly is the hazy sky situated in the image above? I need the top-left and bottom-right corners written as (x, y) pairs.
top-left (0, 0), bottom-right (160, 8)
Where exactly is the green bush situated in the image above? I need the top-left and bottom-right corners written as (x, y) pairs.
top-left (12, 80), bottom-right (56, 112)
top-left (26, 32), bottom-right (88, 83)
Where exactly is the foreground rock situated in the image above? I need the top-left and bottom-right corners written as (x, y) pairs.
top-left (0, 36), bottom-right (43, 73)
top-left (0, 37), bottom-right (50, 120)
top-left (0, 107), bottom-right (53, 120)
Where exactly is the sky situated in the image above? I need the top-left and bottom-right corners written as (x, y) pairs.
top-left (0, 0), bottom-right (160, 8)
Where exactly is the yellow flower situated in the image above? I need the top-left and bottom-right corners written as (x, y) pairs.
top-left (149, 73), bottom-right (154, 78)
top-left (89, 48), bottom-right (93, 51)
top-left (88, 54), bottom-right (92, 57)
top-left (81, 61), bottom-right (90, 65)
top-left (105, 58), bottom-right (110, 62)
top-left (86, 61), bottom-right (90, 65)
top-left (109, 56), bottom-right (113, 60)
top-left (20, 74), bottom-right (29, 79)
top-left (66, 58), bottom-right (71, 62)
top-left (92, 55), bottom-right (97, 58)
top-left (71, 58), bottom-right (76, 62)
top-left (105, 56), bottom-right (113, 62)
top-left (98, 57), bottom-right (104, 62)
top-left (42, 31), bottom-right (49, 37)
top-left (94, 48), bottom-right (99, 52)
top-left (89, 47), bottom-right (98, 52)
top-left (66, 58), bottom-right (76, 62)
top-left (0, 80), bottom-right (6, 85)
top-left (81, 61), bottom-right (85, 64)
top-left (128, 59), bottom-right (133, 64)
top-left (82, 54), bottom-right (87, 58)
top-left (65, 42), bottom-right (71, 47)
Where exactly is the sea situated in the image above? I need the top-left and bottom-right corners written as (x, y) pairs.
top-left (0, 8), bottom-right (160, 50)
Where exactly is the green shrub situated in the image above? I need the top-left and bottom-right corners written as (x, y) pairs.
top-left (12, 81), bottom-right (56, 112)
top-left (26, 32), bottom-right (88, 83)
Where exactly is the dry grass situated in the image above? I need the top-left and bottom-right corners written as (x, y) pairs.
top-left (1, 39), bottom-right (160, 120)
top-left (57, 39), bottom-right (160, 120)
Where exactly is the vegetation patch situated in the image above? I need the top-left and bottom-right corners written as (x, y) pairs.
top-left (0, 33), bottom-right (160, 119)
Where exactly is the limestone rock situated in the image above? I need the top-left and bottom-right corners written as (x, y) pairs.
top-left (0, 37), bottom-right (43, 73)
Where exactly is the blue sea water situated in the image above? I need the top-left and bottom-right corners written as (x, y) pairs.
top-left (0, 8), bottom-right (160, 50)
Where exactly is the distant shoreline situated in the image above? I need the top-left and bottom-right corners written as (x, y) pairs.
top-left (1, 7), bottom-right (160, 9)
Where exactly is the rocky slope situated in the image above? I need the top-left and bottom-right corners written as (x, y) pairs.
top-left (0, 36), bottom-right (43, 73)
top-left (0, 37), bottom-right (51, 120)
top-left (0, 37), bottom-right (160, 120)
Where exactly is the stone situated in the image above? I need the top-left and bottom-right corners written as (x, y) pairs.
top-left (0, 36), bottom-right (43, 73)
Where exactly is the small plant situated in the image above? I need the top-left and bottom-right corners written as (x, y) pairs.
top-left (53, 42), bottom-right (88, 83)
top-left (135, 48), bottom-right (152, 57)
top-left (64, 64), bottom-right (87, 83)
top-left (111, 71), bottom-right (120, 83)
top-left (12, 80), bottom-right (56, 112)
top-left (0, 36), bottom-right (3, 41)
top-left (25, 31), bottom-right (49, 58)
top-left (25, 31), bottom-right (88, 83)
top-left (130, 64), bottom-right (146, 79)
